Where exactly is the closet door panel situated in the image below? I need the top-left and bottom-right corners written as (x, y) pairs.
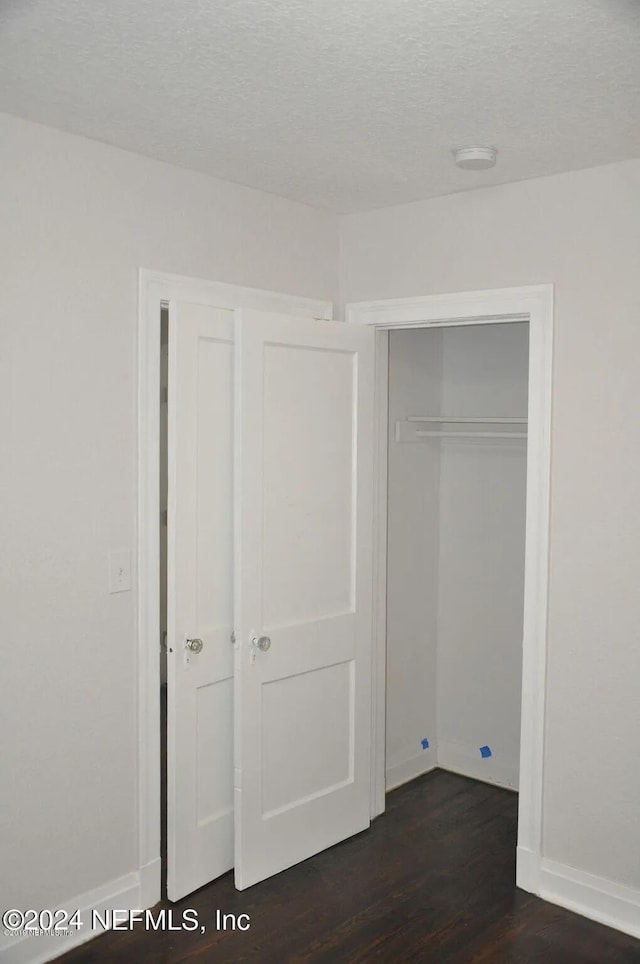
top-left (233, 309), bottom-right (375, 890)
top-left (166, 301), bottom-right (235, 901)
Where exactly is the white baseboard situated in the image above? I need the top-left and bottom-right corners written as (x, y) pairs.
top-left (386, 750), bottom-right (436, 791)
top-left (0, 864), bottom-right (160, 964)
top-left (139, 858), bottom-right (162, 909)
top-left (539, 857), bottom-right (640, 941)
top-left (437, 741), bottom-right (518, 791)
top-left (516, 845), bottom-right (541, 894)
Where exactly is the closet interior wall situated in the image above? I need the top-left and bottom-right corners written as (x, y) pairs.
top-left (386, 323), bottom-right (529, 793)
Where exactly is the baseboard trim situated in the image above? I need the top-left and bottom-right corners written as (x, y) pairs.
top-left (437, 741), bottom-right (518, 791)
top-left (539, 857), bottom-right (640, 940)
top-left (386, 752), bottom-right (436, 791)
top-left (0, 867), bottom-right (156, 964)
top-left (138, 858), bottom-right (162, 909)
top-left (516, 845), bottom-right (541, 894)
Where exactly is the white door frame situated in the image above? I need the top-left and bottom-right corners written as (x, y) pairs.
top-left (136, 269), bottom-right (332, 906)
top-left (346, 284), bottom-right (554, 896)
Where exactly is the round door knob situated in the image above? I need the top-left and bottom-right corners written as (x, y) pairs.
top-left (256, 635), bottom-right (271, 652)
top-left (186, 637), bottom-right (203, 654)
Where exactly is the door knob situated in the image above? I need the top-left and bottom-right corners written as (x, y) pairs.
top-left (255, 635), bottom-right (271, 652)
top-left (186, 637), bottom-right (203, 654)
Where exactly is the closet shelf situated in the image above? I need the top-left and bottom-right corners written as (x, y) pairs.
top-left (406, 416), bottom-right (527, 424)
top-left (396, 415), bottom-right (528, 443)
top-left (414, 430), bottom-right (527, 440)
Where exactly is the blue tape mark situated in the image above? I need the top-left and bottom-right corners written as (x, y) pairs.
top-left (421, 738), bottom-right (430, 750)
top-left (479, 745), bottom-right (492, 759)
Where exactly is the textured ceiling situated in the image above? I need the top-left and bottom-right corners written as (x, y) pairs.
top-left (1, 0), bottom-right (640, 212)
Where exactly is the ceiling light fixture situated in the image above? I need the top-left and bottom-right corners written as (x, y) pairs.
top-left (453, 147), bottom-right (497, 171)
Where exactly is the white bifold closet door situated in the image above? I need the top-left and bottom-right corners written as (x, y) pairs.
top-left (167, 302), bottom-right (236, 901)
top-left (167, 302), bottom-right (375, 899)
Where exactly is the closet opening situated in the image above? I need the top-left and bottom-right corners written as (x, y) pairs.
top-left (382, 320), bottom-right (529, 812)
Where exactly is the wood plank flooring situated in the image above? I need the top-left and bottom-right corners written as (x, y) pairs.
top-left (59, 770), bottom-right (640, 963)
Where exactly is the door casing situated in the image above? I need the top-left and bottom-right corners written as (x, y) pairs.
top-left (345, 285), bottom-right (554, 897)
top-left (137, 272), bottom-right (553, 906)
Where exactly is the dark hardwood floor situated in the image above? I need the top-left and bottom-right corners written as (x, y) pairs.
top-left (59, 770), bottom-right (640, 963)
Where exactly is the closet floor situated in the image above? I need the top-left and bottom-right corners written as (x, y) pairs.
top-left (59, 770), bottom-right (639, 963)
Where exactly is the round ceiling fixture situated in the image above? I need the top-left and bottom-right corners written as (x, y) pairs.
top-left (453, 147), bottom-right (497, 171)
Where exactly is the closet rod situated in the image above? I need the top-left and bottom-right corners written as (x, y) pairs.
top-left (407, 416), bottom-right (527, 424)
top-left (415, 430), bottom-right (528, 439)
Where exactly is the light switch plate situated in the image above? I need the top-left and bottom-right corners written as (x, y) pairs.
top-left (108, 549), bottom-right (131, 593)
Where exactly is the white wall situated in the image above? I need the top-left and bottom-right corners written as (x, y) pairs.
top-left (342, 159), bottom-right (640, 894)
top-left (385, 328), bottom-right (442, 788)
top-left (436, 323), bottom-right (528, 790)
top-left (0, 112), bottom-right (339, 918)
